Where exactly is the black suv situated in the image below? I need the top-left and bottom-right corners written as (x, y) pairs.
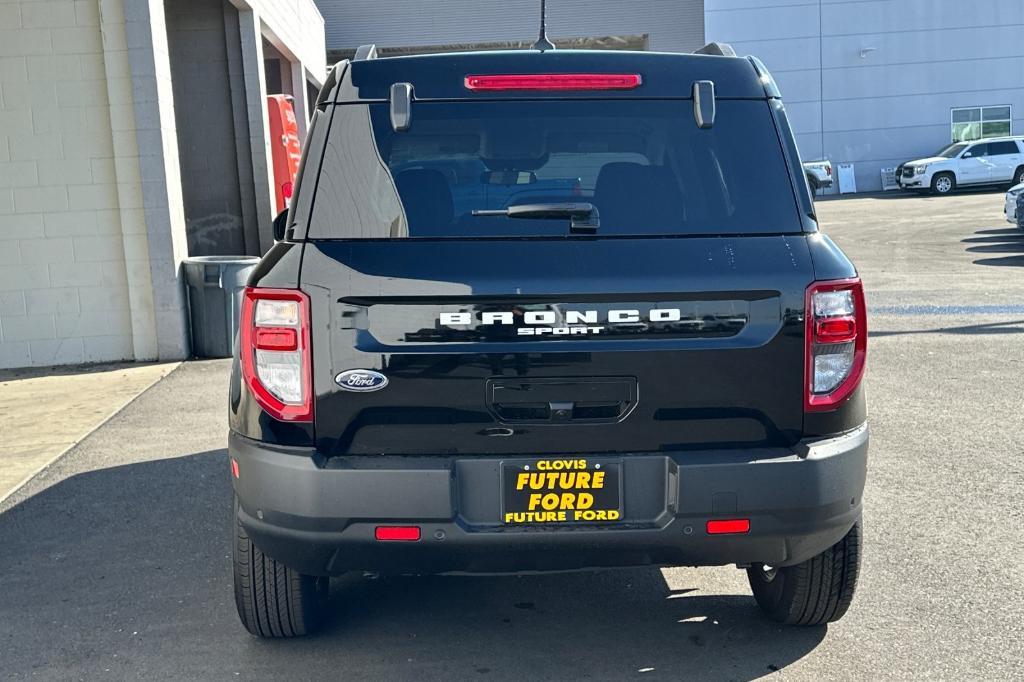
top-left (228, 44), bottom-right (868, 637)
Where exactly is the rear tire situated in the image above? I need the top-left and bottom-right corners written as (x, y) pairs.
top-left (930, 172), bottom-right (955, 195)
top-left (233, 497), bottom-right (328, 637)
top-left (1012, 166), bottom-right (1024, 188)
top-left (747, 519), bottom-right (861, 625)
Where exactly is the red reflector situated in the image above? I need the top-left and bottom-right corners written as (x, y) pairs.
top-left (375, 526), bottom-right (421, 542)
top-left (707, 519), bottom-right (750, 535)
top-left (254, 327), bottom-right (298, 351)
top-left (815, 317), bottom-right (857, 343)
top-left (464, 73), bottom-right (642, 92)
top-left (282, 181), bottom-right (293, 199)
top-left (230, 458), bottom-right (240, 479)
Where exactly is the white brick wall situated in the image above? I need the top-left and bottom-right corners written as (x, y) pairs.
top-left (245, 0), bottom-right (325, 80)
top-left (0, 0), bottom-right (325, 369)
top-left (0, 0), bottom-right (135, 368)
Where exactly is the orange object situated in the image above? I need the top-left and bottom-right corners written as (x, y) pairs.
top-left (266, 95), bottom-right (302, 214)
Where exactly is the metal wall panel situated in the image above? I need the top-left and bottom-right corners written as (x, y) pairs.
top-left (312, 0), bottom-right (704, 54)
top-left (707, 0), bottom-right (1024, 191)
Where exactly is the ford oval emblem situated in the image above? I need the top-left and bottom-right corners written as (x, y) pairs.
top-left (335, 369), bottom-right (389, 392)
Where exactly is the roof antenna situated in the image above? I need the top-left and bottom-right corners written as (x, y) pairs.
top-left (532, 0), bottom-right (556, 52)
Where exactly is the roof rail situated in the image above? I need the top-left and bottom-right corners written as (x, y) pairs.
top-left (694, 42), bottom-right (737, 57)
top-left (354, 44), bottom-right (378, 61)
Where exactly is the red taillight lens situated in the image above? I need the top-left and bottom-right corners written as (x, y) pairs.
top-left (282, 181), bottom-right (293, 199)
top-left (805, 278), bottom-right (867, 412)
top-left (707, 519), bottom-right (750, 535)
top-left (464, 73), bottom-right (642, 92)
top-left (375, 526), bottom-right (421, 542)
top-left (254, 327), bottom-right (298, 351)
top-left (239, 287), bottom-right (313, 422)
top-left (815, 317), bottom-right (856, 343)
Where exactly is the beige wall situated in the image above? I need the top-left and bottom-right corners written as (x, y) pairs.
top-left (0, 0), bottom-right (324, 369)
top-left (0, 0), bottom-right (143, 368)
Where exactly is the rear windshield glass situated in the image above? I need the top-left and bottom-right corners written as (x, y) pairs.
top-left (306, 99), bottom-right (801, 239)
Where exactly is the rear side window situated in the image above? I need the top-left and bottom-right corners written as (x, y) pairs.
top-left (988, 141), bottom-right (1020, 156)
top-left (307, 99), bottom-right (802, 239)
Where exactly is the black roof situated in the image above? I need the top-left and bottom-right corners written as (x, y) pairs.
top-left (327, 50), bottom-right (770, 103)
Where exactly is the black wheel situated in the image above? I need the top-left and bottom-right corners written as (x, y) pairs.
top-left (747, 519), bottom-right (861, 625)
top-left (233, 497), bottom-right (328, 637)
top-left (930, 172), bottom-right (955, 195)
top-left (1012, 166), bottom-right (1024, 188)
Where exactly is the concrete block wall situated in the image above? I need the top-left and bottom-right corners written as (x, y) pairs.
top-left (0, 0), bottom-right (138, 367)
top-left (0, 0), bottom-right (325, 369)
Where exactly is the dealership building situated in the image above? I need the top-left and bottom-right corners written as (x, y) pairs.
top-left (2, 0), bottom-right (1023, 369)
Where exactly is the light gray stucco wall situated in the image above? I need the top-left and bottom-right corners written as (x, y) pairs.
top-left (313, 0), bottom-right (705, 54)
top-left (706, 0), bottom-right (1024, 192)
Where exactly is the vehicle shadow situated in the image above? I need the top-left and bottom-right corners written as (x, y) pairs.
top-left (963, 226), bottom-right (1024, 267)
top-left (0, 450), bottom-right (826, 680)
top-left (816, 186), bottom-right (1007, 201)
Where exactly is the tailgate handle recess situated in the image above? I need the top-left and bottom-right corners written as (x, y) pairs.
top-left (486, 378), bottom-right (637, 424)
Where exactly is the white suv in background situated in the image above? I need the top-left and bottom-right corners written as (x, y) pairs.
top-left (897, 137), bottom-right (1024, 195)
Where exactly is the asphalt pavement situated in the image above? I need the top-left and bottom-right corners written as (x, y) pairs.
top-left (1, 190), bottom-right (1022, 680)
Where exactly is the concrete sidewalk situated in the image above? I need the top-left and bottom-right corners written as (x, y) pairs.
top-left (0, 361), bottom-right (178, 502)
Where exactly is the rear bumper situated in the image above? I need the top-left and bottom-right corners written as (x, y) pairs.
top-left (230, 426), bottom-right (868, 576)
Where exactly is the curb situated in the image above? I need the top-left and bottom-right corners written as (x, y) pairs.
top-left (0, 362), bottom-right (182, 508)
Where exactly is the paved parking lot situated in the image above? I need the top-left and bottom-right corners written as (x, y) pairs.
top-left (1, 190), bottom-right (1022, 680)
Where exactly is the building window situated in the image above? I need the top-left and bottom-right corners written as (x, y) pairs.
top-left (951, 106), bottom-right (1012, 142)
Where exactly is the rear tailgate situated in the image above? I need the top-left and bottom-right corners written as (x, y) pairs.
top-left (302, 236), bottom-right (812, 457)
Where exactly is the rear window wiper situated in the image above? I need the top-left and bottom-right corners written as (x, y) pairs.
top-left (472, 202), bottom-right (599, 235)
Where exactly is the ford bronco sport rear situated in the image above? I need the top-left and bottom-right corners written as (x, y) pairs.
top-left (228, 46), bottom-right (867, 637)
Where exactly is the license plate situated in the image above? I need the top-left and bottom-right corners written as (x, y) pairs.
top-left (502, 458), bottom-right (622, 525)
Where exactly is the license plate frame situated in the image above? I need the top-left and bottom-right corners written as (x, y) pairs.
top-left (501, 458), bottom-right (623, 525)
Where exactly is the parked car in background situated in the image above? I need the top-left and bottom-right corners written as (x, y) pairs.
top-left (897, 137), bottom-right (1024, 195)
top-left (1006, 182), bottom-right (1024, 227)
top-left (803, 160), bottom-right (832, 193)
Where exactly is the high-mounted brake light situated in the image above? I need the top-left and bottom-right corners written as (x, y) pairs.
top-left (239, 287), bottom-right (313, 422)
top-left (464, 73), bottom-right (642, 92)
top-left (805, 278), bottom-right (867, 412)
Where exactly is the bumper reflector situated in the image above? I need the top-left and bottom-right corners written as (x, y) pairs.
top-left (230, 458), bottom-right (240, 479)
top-left (375, 526), bottom-right (421, 542)
top-left (706, 519), bottom-right (750, 535)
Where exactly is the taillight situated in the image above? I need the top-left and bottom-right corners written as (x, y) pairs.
top-left (239, 287), bottom-right (313, 422)
top-left (805, 278), bottom-right (867, 411)
top-left (464, 73), bottom-right (642, 91)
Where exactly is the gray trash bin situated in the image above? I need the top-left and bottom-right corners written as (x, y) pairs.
top-left (183, 256), bottom-right (260, 358)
